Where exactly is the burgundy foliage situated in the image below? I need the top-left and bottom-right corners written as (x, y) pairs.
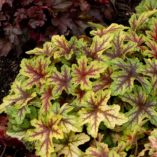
top-left (0, 0), bottom-right (112, 57)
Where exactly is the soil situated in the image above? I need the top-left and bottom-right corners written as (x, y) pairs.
top-left (0, 56), bottom-right (21, 104)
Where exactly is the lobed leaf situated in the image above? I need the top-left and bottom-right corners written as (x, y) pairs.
top-left (136, 0), bottom-right (157, 13)
top-left (144, 40), bottom-right (157, 58)
top-left (126, 31), bottom-right (145, 51)
top-left (72, 56), bottom-right (106, 90)
top-left (0, 81), bottom-right (36, 113)
top-left (52, 103), bottom-right (82, 133)
top-left (51, 35), bottom-right (76, 60)
top-left (20, 56), bottom-right (51, 88)
top-left (121, 86), bottom-right (157, 128)
top-left (6, 106), bottom-right (30, 124)
top-left (144, 59), bottom-right (157, 90)
top-left (146, 19), bottom-right (157, 42)
top-left (27, 114), bottom-right (63, 157)
top-left (105, 32), bottom-right (136, 59)
top-left (93, 68), bottom-right (112, 92)
top-left (91, 23), bottom-right (126, 37)
top-left (40, 87), bottom-right (53, 113)
top-left (79, 90), bottom-right (127, 138)
top-left (83, 35), bottom-right (112, 61)
top-left (51, 65), bottom-right (73, 98)
top-left (55, 132), bottom-right (90, 157)
top-left (111, 58), bottom-right (151, 95)
top-left (26, 42), bottom-right (56, 57)
top-left (129, 10), bottom-right (157, 31)
top-left (85, 143), bottom-right (109, 157)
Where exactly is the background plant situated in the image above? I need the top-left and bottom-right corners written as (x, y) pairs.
top-left (0, 0), bottom-right (111, 56)
top-left (0, 0), bottom-right (141, 57)
top-left (1, 0), bottom-right (157, 157)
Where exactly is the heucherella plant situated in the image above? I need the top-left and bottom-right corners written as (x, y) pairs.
top-left (1, 0), bottom-right (157, 156)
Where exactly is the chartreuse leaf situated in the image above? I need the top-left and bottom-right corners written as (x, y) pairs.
top-left (93, 68), bottom-right (112, 92)
top-left (52, 103), bottom-right (82, 133)
top-left (105, 32), bottom-right (136, 59)
top-left (72, 88), bottom-right (87, 105)
top-left (51, 65), bottom-right (74, 98)
top-left (125, 31), bottom-right (145, 51)
top-left (121, 86), bottom-right (157, 128)
top-left (111, 141), bottom-right (127, 157)
top-left (0, 81), bottom-right (36, 113)
top-left (83, 35), bottom-right (112, 60)
top-left (85, 142), bottom-right (120, 157)
top-left (26, 42), bottom-right (56, 57)
top-left (79, 90), bottom-right (127, 138)
top-left (85, 142), bottom-right (109, 157)
top-left (146, 18), bottom-right (157, 42)
top-left (20, 56), bottom-right (51, 88)
top-left (51, 35), bottom-right (76, 60)
top-left (111, 58), bottom-right (151, 96)
top-left (136, 0), bottom-right (157, 13)
top-left (144, 40), bottom-right (157, 58)
top-left (138, 129), bottom-right (157, 157)
top-left (26, 114), bottom-right (63, 157)
top-left (6, 106), bottom-right (30, 124)
top-left (72, 56), bottom-right (106, 90)
top-left (55, 132), bottom-right (90, 157)
top-left (118, 125), bottom-right (146, 153)
top-left (144, 59), bottom-right (157, 91)
top-left (90, 23), bottom-right (126, 37)
top-left (40, 86), bottom-right (53, 113)
top-left (129, 10), bottom-right (157, 31)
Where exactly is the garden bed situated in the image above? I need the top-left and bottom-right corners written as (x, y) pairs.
top-left (0, 0), bottom-right (142, 156)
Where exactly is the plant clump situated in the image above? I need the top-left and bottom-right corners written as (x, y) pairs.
top-left (1, 0), bottom-right (157, 157)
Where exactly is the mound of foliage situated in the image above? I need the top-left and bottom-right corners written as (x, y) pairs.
top-left (0, 0), bottom-right (112, 56)
top-left (1, 0), bottom-right (157, 156)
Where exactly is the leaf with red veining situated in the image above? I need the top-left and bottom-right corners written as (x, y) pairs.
top-left (85, 142), bottom-right (109, 157)
top-left (129, 10), bottom-right (157, 31)
top-left (51, 35), bottom-right (76, 60)
top-left (72, 88), bottom-right (87, 105)
top-left (6, 106), bottom-right (30, 125)
top-left (91, 23), bottom-right (125, 37)
top-left (51, 65), bottom-right (73, 97)
top-left (72, 56), bottom-right (106, 90)
top-left (121, 86), bottom-right (157, 128)
top-left (144, 41), bottom-right (157, 59)
top-left (79, 90), bottom-right (127, 137)
top-left (144, 59), bottom-right (157, 90)
top-left (52, 103), bottom-right (82, 133)
top-left (93, 68), bottom-right (112, 92)
top-left (138, 128), bottom-right (157, 157)
top-left (126, 31), bottom-right (145, 50)
top-left (105, 32), bottom-right (136, 59)
top-left (55, 132), bottom-right (90, 157)
top-left (83, 35), bottom-right (112, 60)
top-left (147, 20), bottom-right (157, 42)
top-left (26, 42), bottom-right (56, 57)
top-left (27, 114), bottom-right (63, 157)
top-left (40, 87), bottom-right (53, 113)
top-left (20, 56), bottom-right (51, 88)
top-left (110, 58), bottom-right (151, 96)
top-left (0, 81), bottom-right (36, 113)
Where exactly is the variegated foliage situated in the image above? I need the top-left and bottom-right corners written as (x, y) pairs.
top-left (1, 0), bottom-right (157, 156)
